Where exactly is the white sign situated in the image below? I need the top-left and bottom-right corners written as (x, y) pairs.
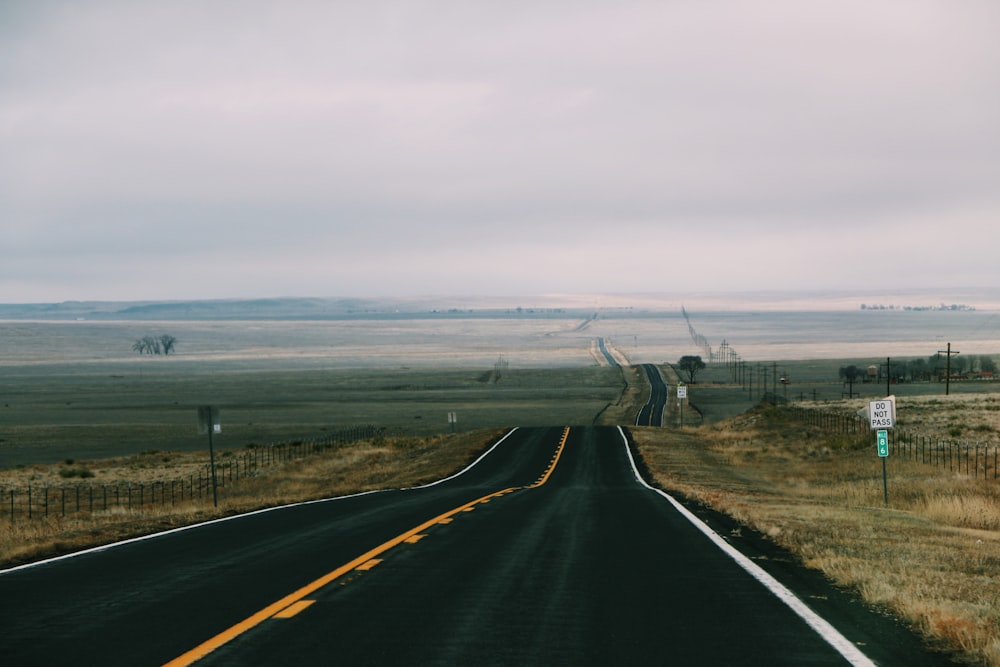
top-left (869, 397), bottom-right (896, 429)
top-left (677, 385), bottom-right (687, 399)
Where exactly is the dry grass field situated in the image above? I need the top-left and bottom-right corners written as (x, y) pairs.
top-left (635, 392), bottom-right (1000, 666)
top-left (0, 364), bottom-right (627, 466)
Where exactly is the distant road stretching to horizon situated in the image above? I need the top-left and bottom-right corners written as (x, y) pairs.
top-left (0, 427), bottom-right (952, 665)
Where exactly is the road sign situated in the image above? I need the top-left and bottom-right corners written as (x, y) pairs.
top-left (869, 397), bottom-right (895, 429)
top-left (676, 385), bottom-right (687, 399)
top-left (876, 430), bottom-right (889, 457)
top-left (197, 406), bottom-right (221, 435)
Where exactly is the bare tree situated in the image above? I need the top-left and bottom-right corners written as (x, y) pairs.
top-left (132, 334), bottom-right (177, 355)
top-left (160, 335), bottom-right (177, 355)
top-left (677, 355), bottom-right (706, 383)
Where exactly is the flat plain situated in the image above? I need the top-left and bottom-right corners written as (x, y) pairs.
top-left (3, 307), bottom-right (1000, 663)
top-left (3, 309), bottom-right (1000, 465)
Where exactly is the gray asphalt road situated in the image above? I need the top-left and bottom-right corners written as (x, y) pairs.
top-left (636, 363), bottom-right (667, 426)
top-left (0, 427), bottom-right (955, 666)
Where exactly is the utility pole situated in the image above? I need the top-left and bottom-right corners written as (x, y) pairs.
top-left (886, 357), bottom-right (891, 396)
top-left (937, 343), bottom-right (960, 395)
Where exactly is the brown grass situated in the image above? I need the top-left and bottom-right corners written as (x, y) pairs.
top-left (0, 429), bottom-right (505, 569)
top-left (634, 399), bottom-right (1000, 666)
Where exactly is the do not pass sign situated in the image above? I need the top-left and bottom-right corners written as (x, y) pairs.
top-left (869, 397), bottom-right (896, 429)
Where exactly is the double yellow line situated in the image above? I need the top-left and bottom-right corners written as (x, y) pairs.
top-left (164, 427), bottom-right (571, 666)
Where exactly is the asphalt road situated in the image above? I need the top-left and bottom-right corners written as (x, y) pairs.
top-left (636, 363), bottom-right (668, 426)
top-left (0, 427), bottom-right (954, 666)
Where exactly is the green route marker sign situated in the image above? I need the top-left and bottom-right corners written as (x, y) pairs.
top-left (876, 430), bottom-right (889, 458)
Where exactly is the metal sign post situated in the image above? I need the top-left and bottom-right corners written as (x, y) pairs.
top-left (197, 406), bottom-right (221, 507)
top-left (877, 429), bottom-right (889, 506)
top-left (676, 384), bottom-right (687, 427)
top-left (869, 397), bottom-right (895, 506)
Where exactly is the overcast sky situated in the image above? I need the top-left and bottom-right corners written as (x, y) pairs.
top-left (2, 1), bottom-right (998, 303)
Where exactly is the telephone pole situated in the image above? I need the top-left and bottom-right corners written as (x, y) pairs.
top-left (885, 357), bottom-right (891, 396)
top-left (937, 343), bottom-right (960, 395)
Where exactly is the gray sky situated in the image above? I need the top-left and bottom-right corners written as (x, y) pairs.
top-left (2, 1), bottom-right (998, 303)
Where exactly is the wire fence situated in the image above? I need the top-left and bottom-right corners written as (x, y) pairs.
top-left (1, 425), bottom-right (382, 524)
top-left (786, 406), bottom-right (998, 481)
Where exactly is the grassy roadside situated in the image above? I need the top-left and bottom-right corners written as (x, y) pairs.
top-left (0, 428), bottom-right (507, 569)
top-left (633, 402), bottom-right (1000, 666)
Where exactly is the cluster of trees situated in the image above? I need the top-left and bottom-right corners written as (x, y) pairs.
top-left (859, 303), bottom-right (975, 311)
top-left (840, 355), bottom-right (997, 384)
top-left (132, 335), bottom-right (178, 356)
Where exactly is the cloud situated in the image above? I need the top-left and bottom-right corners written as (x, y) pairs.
top-left (2, 0), bottom-right (999, 301)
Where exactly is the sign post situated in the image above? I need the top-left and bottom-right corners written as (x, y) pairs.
top-left (676, 384), bottom-right (687, 427)
top-left (869, 398), bottom-right (895, 506)
top-left (198, 406), bottom-right (221, 507)
top-left (447, 411), bottom-right (457, 433)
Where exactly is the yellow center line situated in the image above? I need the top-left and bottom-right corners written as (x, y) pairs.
top-left (163, 427), bottom-right (571, 666)
top-left (272, 600), bottom-right (316, 619)
top-left (530, 427), bottom-right (570, 488)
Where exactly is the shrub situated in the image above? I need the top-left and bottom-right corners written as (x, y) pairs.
top-left (58, 467), bottom-right (95, 479)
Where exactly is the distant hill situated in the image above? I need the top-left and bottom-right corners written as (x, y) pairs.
top-left (0, 297), bottom-right (583, 321)
top-left (0, 289), bottom-right (994, 320)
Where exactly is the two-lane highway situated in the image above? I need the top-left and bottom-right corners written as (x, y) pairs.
top-left (636, 363), bottom-right (668, 426)
top-left (1, 427), bottom-right (949, 665)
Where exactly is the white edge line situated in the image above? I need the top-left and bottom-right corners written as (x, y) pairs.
top-left (0, 428), bottom-right (521, 576)
top-left (616, 425), bottom-right (876, 667)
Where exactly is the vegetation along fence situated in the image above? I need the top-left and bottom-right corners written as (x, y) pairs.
top-left (787, 406), bottom-right (998, 481)
top-left (1, 425), bottom-right (382, 524)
